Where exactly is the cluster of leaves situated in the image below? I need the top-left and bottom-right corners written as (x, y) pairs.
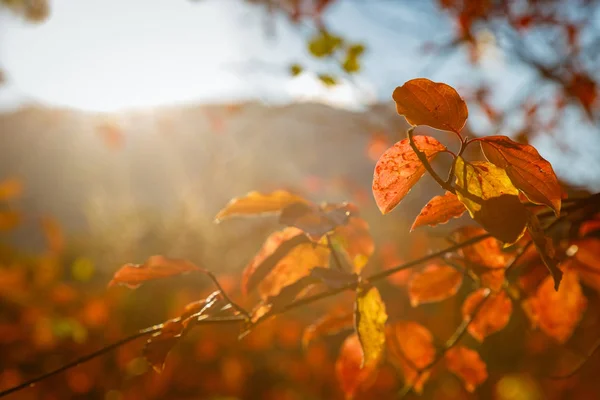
top-left (94, 79), bottom-right (600, 399)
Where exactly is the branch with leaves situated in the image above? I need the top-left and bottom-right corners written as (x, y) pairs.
top-left (2, 78), bottom-right (600, 399)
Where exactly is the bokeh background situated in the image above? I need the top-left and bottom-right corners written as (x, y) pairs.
top-left (1, 0), bottom-right (599, 399)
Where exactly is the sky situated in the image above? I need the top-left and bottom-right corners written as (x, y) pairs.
top-left (0, 0), bottom-right (599, 189)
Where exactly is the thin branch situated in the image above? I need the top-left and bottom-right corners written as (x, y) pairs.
top-left (204, 270), bottom-right (251, 319)
top-left (0, 316), bottom-right (244, 399)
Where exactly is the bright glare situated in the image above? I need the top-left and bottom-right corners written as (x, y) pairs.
top-left (0, 0), bottom-right (369, 112)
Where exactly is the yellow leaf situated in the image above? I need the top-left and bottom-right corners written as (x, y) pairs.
top-left (354, 286), bottom-right (387, 366)
top-left (454, 157), bottom-right (527, 243)
top-left (215, 190), bottom-right (308, 222)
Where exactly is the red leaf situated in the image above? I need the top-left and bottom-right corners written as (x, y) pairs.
top-left (335, 333), bottom-right (378, 399)
top-left (408, 263), bottom-right (463, 306)
top-left (445, 346), bottom-right (488, 392)
top-left (522, 269), bottom-right (587, 343)
top-left (392, 78), bottom-right (469, 133)
top-left (462, 289), bottom-right (512, 342)
top-left (386, 321), bottom-right (435, 393)
top-left (109, 255), bottom-right (202, 289)
top-left (411, 191), bottom-right (466, 231)
top-left (372, 135), bottom-right (446, 214)
top-left (480, 135), bottom-right (562, 215)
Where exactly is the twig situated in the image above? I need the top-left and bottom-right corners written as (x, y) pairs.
top-left (407, 127), bottom-right (456, 194)
top-left (204, 270), bottom-right (251, 319)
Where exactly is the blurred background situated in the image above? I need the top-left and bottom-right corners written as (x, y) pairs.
top-left (0, 0), bottom-right (599, 399)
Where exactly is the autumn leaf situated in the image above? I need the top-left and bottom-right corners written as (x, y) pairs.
top-left (451, 226), bottom-right (510, 269)
top-left (311, 267), bottom-right (358, 290)
top-left (372, 136), bottom-right (446, 214)
top-left (462, 289), bottom-right (512, 342)
top-left (302, 310), bottom-right (354, 348)
top-left (214, 190), bottom-right (308, 222)
top-left (522, 269), bottom-right (587, 343)
top-left (411, 191), bottom-right (466, 230)
top-left (408, 263), bottom-right (463, 306)
top-left (245, 229), bottom-right (330, 299)
top-left (569, 238), bottom-right (600, 291)
top-left (454, 157), bottom-right (528, 243)
top-left (527, 212), bottom-right (563, 290)
top-left (480, 136), bottom-right (562, 215)
top-left (249, 275), bottom-right (317, 323)
top-left (241, 228), bottom-right (311, 295)
top-left (392, 78), bottom-right (468, 134)
top-left (0, 178), bottom-right (23, 201)
top-left (386, 322), bottom-right (435, 393)
top-left (445, 346), bottom-right (488, 392)
top-left (335, 333), bottom-right (378, 400)
top-left (109, 255), bottom-right (203, 289)
top-left (331, 217), bottom-right (375, 273)
top-left (279, 202), bottom-right (356, 240)
top-left (144, 319), bottom-right (184, 372)
top-left (354, 286), bottom-right (387, 367)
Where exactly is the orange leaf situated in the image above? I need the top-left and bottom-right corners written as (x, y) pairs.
top-left (241, 228), bottom-right (311, 295)
top-left (0, 178), bottom-right (23, 201)
top-left (215, 190), bottom-right (308, 222)
top-left (527, 213), bottom-right (563, 290)
top-left (250, 231), bottom-right (330, 300)
top-left (452, 226), bottom-right (510, 269)
top-left (386, 321), bottom-right (435, 394)
top-left (392, 78), bottom-right (469, 133)
top-left (411, 191), bottom-right (466, 231)
top-left (569, 238), bottom-right (600, 291)
top-left (522, 269), bottom-right (587, 343)
top-left (143, 319), bottom-right (184, 372)
top-left (408, 264), bottom-right (463, 306)
top-left (332, 217), bottom-right (375, 273)
top-left (455, 157), bottom-right (528, 243)
top-left (372, 136), bottom-right (446, 214)
top-left (462, 289), bottom-right (512, 342)
top-left (109, 255), bottom-right (203, 289)
top-left (480, 136), bottom-right (561, 215)
top-left (335, 333), bottom-right (378, 399)
top-left (445, 346), bottom-right (488, 392)
top-left (302, 311), bottom-right (354, 349)
top-left (279, 202), bottom-right (356, 240)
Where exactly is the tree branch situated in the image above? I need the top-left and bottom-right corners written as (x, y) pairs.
top-left (407, 127), bottom-right (456, 194)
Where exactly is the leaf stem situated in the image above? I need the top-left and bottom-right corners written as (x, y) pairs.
top-left (407, 127), bottom-right (456, 194)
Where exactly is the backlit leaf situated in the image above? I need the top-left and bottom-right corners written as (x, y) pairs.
top-left (215, 190), bottom-right (308, 222)
top-left (0, 178), bottom-right (23, 201)
top-left (568, 238), bottom-right (600, 291)
top-left (386, 321), bottom-right (435, 393)
top-left (302, 310), bottom-right (354, 348)
top-left (258, 244), bottom-right (330, 299)
top-left (392, 78), bottom-right (468, 133)
top-left (522, 269), bottom-right (587, 343)
top-left (331, 217), bottom-right (375, 273)
top-left (249, 275), bottom-right (317, 323)
top-left (445, 346), bottom-right (488, 392)
top-left (144, 320), bottom-right (184, 372)
top-left (408, 263), bottom-right (463, 306)
top-left (411, 191), bottom-right (467, 231)
top-left (527, 213), bottom-right (563, 290)
top-left (335, 333), bottom-right (378, 400)
top-left (109, 255), bottom-right (203, 289)
top-left (480, 136), bottom-right (561, 215)
top-left (462, 289), bottom-right (512, 342)
top-left (355, 286), bottom-right (387, 366)
top-left (455, 157), bottom-right (528, 243)
top-left (451, 226), bottom-right (510, 269)
top-left (241, 228), bottom-right (311, 295)
top-left (372, 136), bottom-right (446, 214)
top-left (279, 202), bottom-right (355, 240)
